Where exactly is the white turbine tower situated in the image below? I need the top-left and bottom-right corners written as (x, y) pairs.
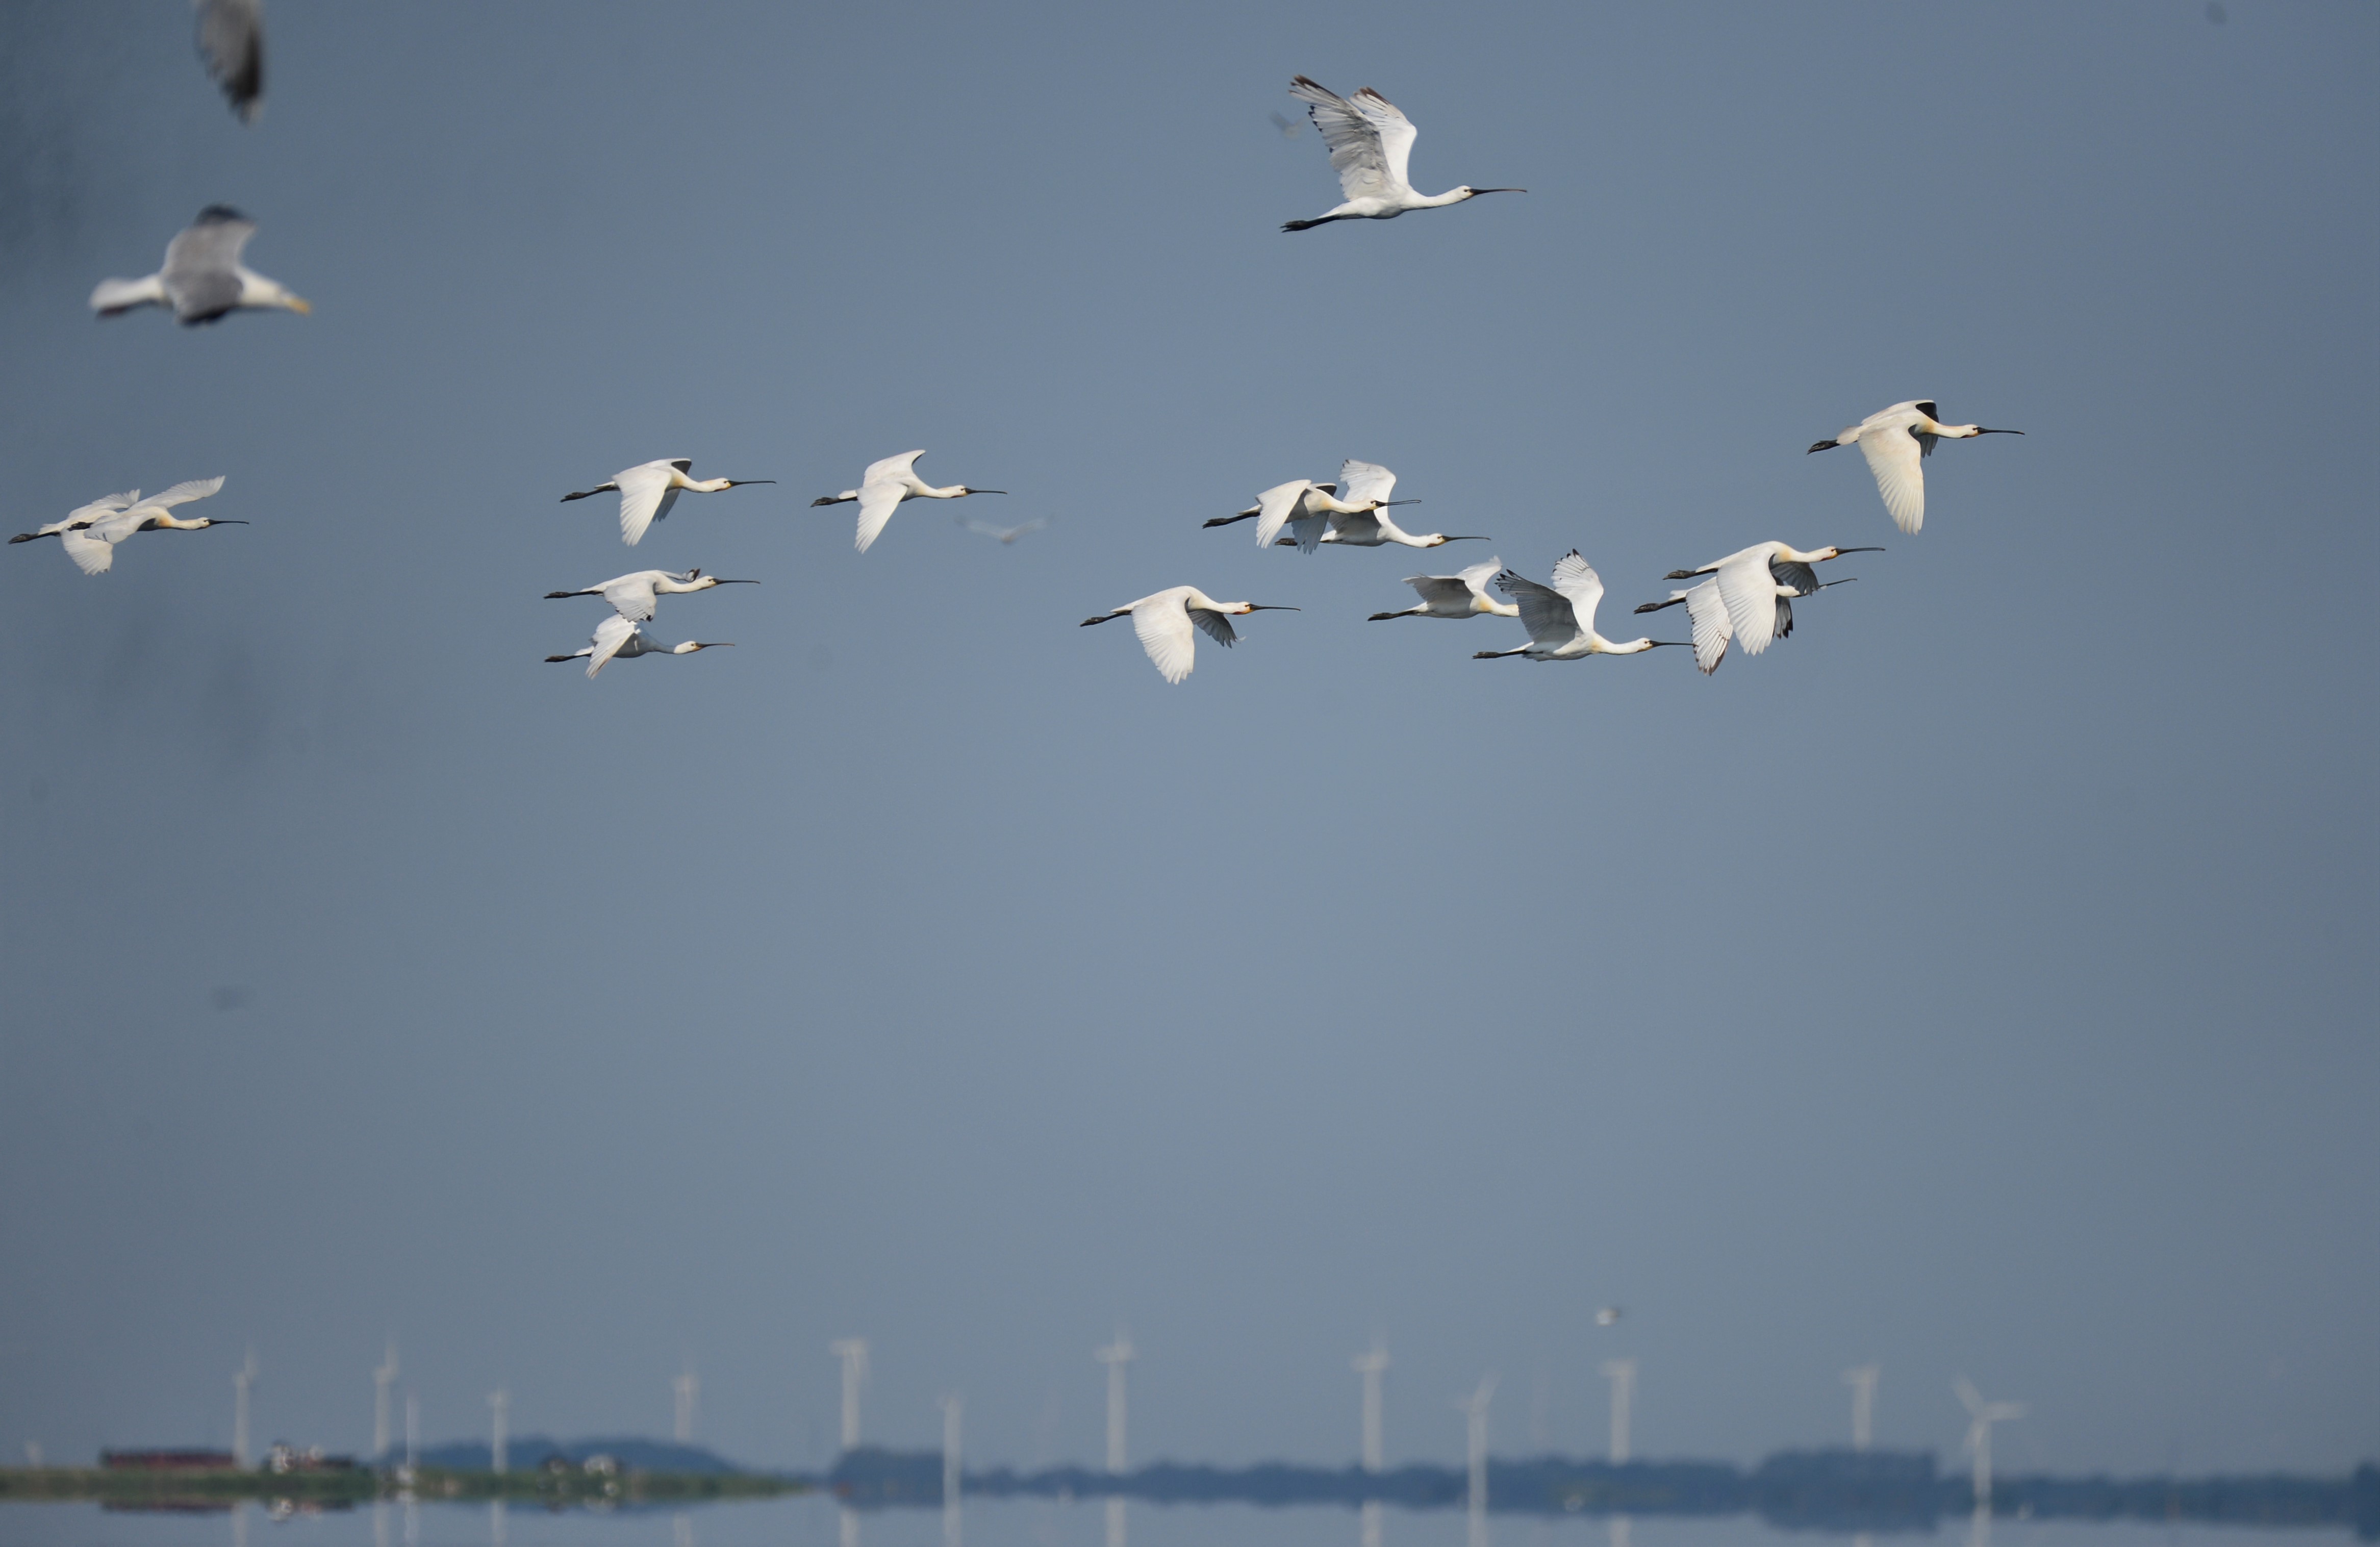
top-left (373, 1341), bottom-right (400, 1462)
top-left (830, 1339), bottom-right (870, 1452)
top-left (831, 1340), bottom-right (870, 1547)
top-left (674, 1368), bottom-right (700, 1445)
top-left (1096, 1332), bottom-right (1136, 1547)
top-left (1454, 1374), bottom-right (1496, 1547)
top-left (1954, 1379), bottom-right (2025, 1547)
top-left (1353, 1342), bottom-right (1389, 1547)
top-left (940, 1394), bottom-right (964, 1547)
top-left (1599, 1360), bottom-right (1636, 1465)
top-left (488, 1389), bottom-right (510, 1476)
top-left (1843, 1366), bottom-right (1880, 1452)
top-left (403, 1393), bottom-right (419, 1476)
top-left (232, 1349), bottom-right (258, 1468)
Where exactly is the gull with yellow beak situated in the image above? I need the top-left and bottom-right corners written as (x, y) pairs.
top-left (90, 207), bottom-right (309, 324)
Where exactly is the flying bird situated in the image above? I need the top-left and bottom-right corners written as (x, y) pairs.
top-left (11, 479), bottom-right (244, 574)
top-left (1290, 461), bottom-right (1483, 550)
top-left (956, 514), bottom-right (1049, 544)
top-left (1637, 571), bottom-right (1859, 675)
top-left (1809, 400), bottom-right (2022, 534)
top-left (91, 207), bottom-right (308, 324)
top-left (1268, 110), bottom-right (1305, 139)
top-left (1654, 542), bottom-right (1880, 663)
top-left (8, 489), bottom-right (144, 546)
top-left (546, 616), bottom-right (732, 679)
top-left (812, 451), bottom-right (1004, 554)
top-left (1367, 558), bottom-right (1516, 621)
top-left (560, 460), bottom-right (774, 547)
top-left (195, 0), bottom-right (264, 122)
top-left (1474, 552), bottom-right (1683, 662)
top-left (1282, 77), bottom-right (1522, 232)
top-left (543, 568), bottom-right (755, 622)
top-left (1205, 460), bottom-right (1427, 550)
top-left (1079, 588), bottom-right (1298, 684)
top-left (1594, 1307), bottom-right (1623, 1327)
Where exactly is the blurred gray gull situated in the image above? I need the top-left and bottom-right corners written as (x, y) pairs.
top-left (196, 0), bottom-right (265, 123)
top-left (90, 207), bottom-right (310, 324)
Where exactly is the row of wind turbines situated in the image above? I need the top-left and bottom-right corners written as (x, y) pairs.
top-left (169, 1335), bottom-right (2024, 1547)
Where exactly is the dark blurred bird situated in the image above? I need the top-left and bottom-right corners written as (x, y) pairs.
top-left (195, 0), bottom-right (265, 123)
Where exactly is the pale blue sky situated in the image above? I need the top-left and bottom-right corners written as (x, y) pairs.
top-left (0, 1), bottom-right (2372, 1477)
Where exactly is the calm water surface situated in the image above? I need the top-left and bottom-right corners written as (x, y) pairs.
top-left (0, 1498), bottom-right (2353, 1547)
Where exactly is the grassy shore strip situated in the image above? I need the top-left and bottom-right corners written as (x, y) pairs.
top-left (0, 1466), bottom-right (805, 1506)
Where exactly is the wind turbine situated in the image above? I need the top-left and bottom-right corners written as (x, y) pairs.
top-left (232, 1349), bottom-right (258, 1468)
top-left (829, 1341), bottom-right (869, 1547)
top-left (674, 1367), bottom-right (700, 1445)
top-left (940, 1394), bottom-right (964, 1547)
top-left (1600, 1360), bottom-right (1636, 1464)
top-left (1955, 1378), bottom-right (2023, 1539)
top-left (1453, 1374), bottom-right (1496, 1547)
top-left (830, 1339), bottom-right (870, 1452)
top-left (1353, 1342), bottom-right (1389, 1547)
top-left (1096, 1332), bottom-right (1136, 1547)
top-left (487, 1389), bottom-right (510, 1475)
top-left (1843, 1366), bottom-right (1880, 1452)
top-left (373, 1340), bottom-right (400, 1462)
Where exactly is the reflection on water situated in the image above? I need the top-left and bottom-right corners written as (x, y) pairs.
top-left (0, 1495), bottom-right (2360, 1547)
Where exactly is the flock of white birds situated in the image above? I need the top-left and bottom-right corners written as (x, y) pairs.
top-left (15, 4), bottom-right (2023, 687)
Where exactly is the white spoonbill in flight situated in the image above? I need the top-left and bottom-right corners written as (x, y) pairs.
top-left (1294, 460), bottom-right (1483, 550)
top-left (812, 451), bottom-right (1005, 553)
top-left (547, 616), bottom-right (733, 680)
top-left (544, 568), bottom-right (756, 621)
top-left (1656, 541), bottom-right (1880, 663)
top-left (9, 489), bottom-right (144, 547)
top-left (11, 479), bottom-right (245, 575)
top-left (1204, 471), bottom-right (1405, 551)
top-left (561, 460), bottom-right (775, 547)
top-left (1282, 77), bottom-right (1523, 232)
top-left (1473, 552), bottom-right (1682, 662)
top-left (1809, 400), bottom-right (2022, 534)
top-left (91, 207), bottom-right (308, 323)
top-left (1368, 558), bottom-right (1516, 621)
top-left (1079, 588), bottom-right (1298, 684)
top-left (1636, 572), bottom-right (1858, 675)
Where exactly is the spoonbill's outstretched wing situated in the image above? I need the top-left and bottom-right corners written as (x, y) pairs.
top-left (1132, 594), bottom-right (1199, 684)
top-left (1714, 551), bottom-right (1784, 656)
top-left (1860, 423), bottom-right (1927, 533)
top-left (127, 477), bottom-right (226, 515)
top-left (160, 209), bottom-right (255, 320)
top-left (1337, 459), bottom-right (1397, 509)
top-left (1547, 551), bottom-right (1605, 636)
top-left (1291, 78), bottom-right (1415, 199)
top-left (854, 451), bottom-right (926, 553)
top-left (597, 572), bottom-right (667, 622)
top-left (1497, 570), bottom-right (1579, 649)
top-left (195, 0), bottom-right (265, 122)
top-left (1683, 580), bottom-right (1734, 675)
top-left (1252, 479), bottom-right (1313, 550)
top-left (614, 462), bottom-right (683, 546)
top-left (1321, 509), bottom-right (1381, 546)
top-left (61, 518), bottom-right (129, 575)
top-left (1403, 571), bottom-right (1478, 610)
top-left (586, 615), bottom-right (638, 678)
top-left (1188, 607), bottom-right (1241, 650)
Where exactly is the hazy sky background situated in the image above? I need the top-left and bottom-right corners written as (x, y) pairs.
top-left (0, 1), bottom-right (2372, 1479)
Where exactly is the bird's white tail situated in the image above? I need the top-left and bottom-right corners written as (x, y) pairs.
top-left (89, 275), bottom-right (167, 315)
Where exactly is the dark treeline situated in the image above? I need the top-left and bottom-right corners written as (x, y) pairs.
top-left (827, 1447), bottom-right (2380, 1537)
